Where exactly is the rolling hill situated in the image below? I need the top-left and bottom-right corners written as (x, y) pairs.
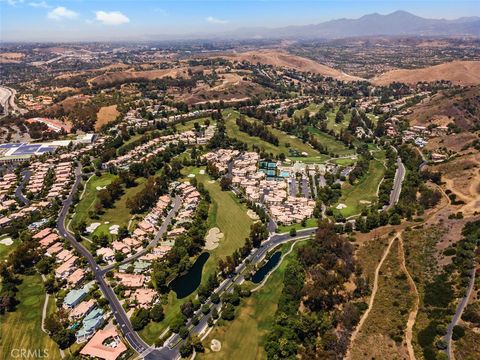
top-left (372, 61), bottom-right (480, 86)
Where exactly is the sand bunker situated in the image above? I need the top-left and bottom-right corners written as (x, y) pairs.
top-left (188, 174), bottom-right (195, 178)
top-left (86, 222), bottom-right (100, 233)
top-left (359, 200), bottom-right (372, 205)
top-left (0, 237), bottom-right (13, 246)
top-left (109, 224), bottom-right (120, 235)
top-left (96, 186), bottom-right (106, 191)
top-left (208, 180), bottom-right (215, 184)
top-left (247, 209), bottom-right (260, 220)
top-left (210, 339), bottom-right (222, 352)
top-left (336, 203), bottom-right (347, 210)
top-left (205, 227), bottom-right (224, 250)
top-left (199, 170), bottom-right (205, 175)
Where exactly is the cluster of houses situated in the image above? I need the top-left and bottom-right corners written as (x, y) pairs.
top-left (0, 198), bottom-right (50, 228)
top-left (47, 162), bottom-right (74, 199)
top-left (122, 107), bottom-right (214, 130)
top-left (0, 172), bottom-right (17, 212)
top-left (105, 127), bottom-right (215, 169)
top-left (33, 225), bottom-right (130, 357)
top-left (240, 96), bottom-right (314, 115)
top-left (25, 160), bottom-right (74, 199)
top-left (32, 227), bottom-right (111, 343)
top-left (95, 194), bottom-right (173, 265)
top-left (26, 161), bottom-right (52, 194)
top-left (204, 149), bottom-right (316, 225)
top-left (95, 182), bottom-right (202, 312)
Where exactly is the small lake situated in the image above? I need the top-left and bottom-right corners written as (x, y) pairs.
top-left (251, 251), bottom-right (282, 284)
top-left (170, 252), bottom-right (210, 299)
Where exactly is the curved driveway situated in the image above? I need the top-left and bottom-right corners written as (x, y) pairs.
top-left (15, 170), bottom-right (31, 206)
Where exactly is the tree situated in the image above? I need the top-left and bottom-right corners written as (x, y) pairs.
top-left (250, 222), bottom-right (268, 247)
top-left (131, 308), bottom-right (150, 330)
top-left (220, 176), bottom-right (232, 191)
top-left (221, 303), bottom-right (235, 320)
top-left (192, 335), bottom-right (204, 352)
top-left (150, 304), bottom-right (165, 322)
top-left (179, 338), bottom-right (193, 358)
top-left (179, 326), bottom-right (189, 339)
top-left (52, 329), bottom-right (76, 349)
top-left (289, 228), bottom-right (297, 237)
top-left (44, 313), bottom-right (62, 334)
top-left (211, 292), bottom-right (220, 304)
top-left (181, 300), bottom-right (194, 318)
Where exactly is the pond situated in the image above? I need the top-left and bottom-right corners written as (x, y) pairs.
top-left (170, 252), bottom-right (210, 299)
top-left (251, 251), bottom-right (282, 284)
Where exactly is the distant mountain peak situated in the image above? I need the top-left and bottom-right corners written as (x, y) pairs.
top-left (217, 10), bottom-right (480, 40)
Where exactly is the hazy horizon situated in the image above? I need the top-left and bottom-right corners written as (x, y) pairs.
top-left (1, 0), bottom-right (479, 42)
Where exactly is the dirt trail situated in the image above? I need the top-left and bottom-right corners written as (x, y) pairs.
top-left (345, 233), bottom-right (398, 359)
top-left (347, 181), bottom-right (451, 359)
top-left (398, 234), bottom-right (419, 360)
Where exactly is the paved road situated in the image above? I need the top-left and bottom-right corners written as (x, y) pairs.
top-left (445, 267), bottom-right (476, 359)
top-left (15, 170), bottom-right (31, 206)
top-left (102, 196), bottom-right (182, 273)
top-left (164, 227), bottom-right (317, 350)
top-left (388, 157), bottom-right (405, 209)
top-left (0, 86), bottom-right (26, 116)
top-left (56, 165), bottom-right (177, 360)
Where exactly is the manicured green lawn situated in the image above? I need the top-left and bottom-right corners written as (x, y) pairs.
top-left (0, 236), bottom-right (18, 264)
top-left (71, 173), bottom-right (115, 229)
top-left (307, 126), bottom-right (355, 156)
top-left (288, 154), bottom-right (330, 164)
top-left (326, 107), bottom-right (351, 135)
top-left (198, 242), bottom-right (299, 360)
top-left (72, 173), bottom-right (147, 239)
top-left (277, 218), bottom-right (318, 233)
top-left (92, 177), bottom-right (147, 238)
top-left (0, 274), bottom-right (61, 359)
top-left (224, 109), bottom-right (320, 157)
top-left (140, 167), bottom-right (252, 345)
top-left (332, 157), bottom-right (356, 166)
top-left (193, 171), bottom-right (253, 283)
top-left (335, 156), bottom-right (386, 217)
top-left (139, 291), bottom-right (190, 345)
top-left (174, 117), bottom-right (212, 133)
top-left (293, 103), bottom-right (322, 118)
top-left (366, 112), bottom-right (379, 125)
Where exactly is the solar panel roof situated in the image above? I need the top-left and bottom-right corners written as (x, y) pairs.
top-left (12, 144), bottom-right (42, 155)
top-left (0, 143), bottom-right (25, 149)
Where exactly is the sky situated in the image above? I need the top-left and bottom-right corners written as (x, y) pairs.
top-left (1, 0), bottom-right (479, 41)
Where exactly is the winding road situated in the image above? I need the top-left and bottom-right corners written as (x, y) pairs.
top-left (15, 170), bottom-right (31, 206)
top-left (56, 164), bottom-right (177, 360)
top-left (445, 267), bottom-right (476, 359)
top-left (102, 196), bottom-right (182, 272)
top-left (54, 139), bottom-right (407, 358)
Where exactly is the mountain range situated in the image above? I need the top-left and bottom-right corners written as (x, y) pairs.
top-left (224, 11), bottom-right (480, 39)
top-left (152, 10), bottom-right (480, 40)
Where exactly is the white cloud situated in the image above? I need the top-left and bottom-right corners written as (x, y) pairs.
top-left (95, 11), bottom-right (130, 25)
top-left (48, 6), bottom-right (78, 20)
top-left (206, 16), bottom-right (229, 24)
top-left (29, 1), bottom-right (50, 8)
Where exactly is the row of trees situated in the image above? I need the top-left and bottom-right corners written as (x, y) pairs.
top-left (236, 116), bottom-right (279, 146)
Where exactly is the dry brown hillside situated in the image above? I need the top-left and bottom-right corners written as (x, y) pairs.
top-left (214, 50), bottom-right (363, 81)
top-left (88, 68), bottom-right (188, 87)
top-left (372, 61), bottom-right (480, 86)
top-left (405, 86), bottom-right (480, 131)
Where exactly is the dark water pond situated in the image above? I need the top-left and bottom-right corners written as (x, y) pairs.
top-left (251, 251), bottom-right (282, 284)
top-left (170, 252), bottom-right (210, 299)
